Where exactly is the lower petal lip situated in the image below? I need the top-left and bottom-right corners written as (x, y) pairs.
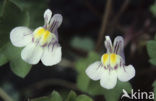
top-left (21, 42), bottom-right (43, 65)
top-left (41, 44), bottom-right (62, 66)
top-left (117, 65), bottom-right (135, 82)
top-left (100, 70), bottom-right (118, 89)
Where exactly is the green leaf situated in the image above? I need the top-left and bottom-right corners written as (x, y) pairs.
top-left (10, 58), bottom-right (32, 78)
top-left (77, 72), bottom-right (90, 91)
top-left (20, 0), bottom-right (48, 28)
top-left (0, 0), bottom-right (7, 17)
top-left (1, 0), bottom-right (47, 28)
top-left (9, 0), bottom-right (25, 10)
top-left (2, 42), bottom-right (32, 78)
top-left (147, 40), bottom-right (156, 65)
top-left (147, 40), bottom-right (156, 58)
top-left (76, 58), bottom-right (90, 91)
top-left (149, 58), bottom-right (156, 66)
top-left (50, 91), bottom-right (63, 101)
top-left (71, 37), bottom-right (95, 51)
top-left (65, 90), bottom-right (77, 101)
top-left (75, 51), bottom-right (100, 91)
top-left (0, 53), bottom-right (8, 66)
top-left (0, 0), bottom-right (30, 47)
top-left (75, 95), bottom-right (93, 101)
top-left (150, 3), bottom-right (156, 16)
top-left (87, 80), bottom-right (132, 101)
top-left (152, 81), bottom-right (156, 101)
top-left (103, 81), bottom-right (132, 101)
top-left (31, 91), bottom-right (62, 101)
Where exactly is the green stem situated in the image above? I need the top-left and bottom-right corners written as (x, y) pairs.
top-left (24, 78), bottom-right (81, 93)
top-left (95, 0), bottom-right (112, 52)
top-left (0, 0), bottom-right (8, 17)
top-left (0, 88), bottom-right (14, 101)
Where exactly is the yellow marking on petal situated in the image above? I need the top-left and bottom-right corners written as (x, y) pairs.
top-left (102, 54), bottom-right (109, 66)
top-left (101, 53), bottom-right (122, 69)
top-left (33, 27), bottom-right (54, 45)
top-left (42, 30), bottom-right (51, 44)
top-left (35, 28), bottom-right (45, 38)
top-left (110, 53), bottom-right (117, 64)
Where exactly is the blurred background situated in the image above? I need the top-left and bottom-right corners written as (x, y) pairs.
top-left (0, 0), bottom-right (156, 101)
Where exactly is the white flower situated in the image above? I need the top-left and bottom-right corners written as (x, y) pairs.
top-left (85, 36), bottom-right (135, 89)
top-left (10, 9), bottom-right (63, 66)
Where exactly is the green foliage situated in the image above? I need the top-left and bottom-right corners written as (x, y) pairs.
top-left (153, 81), bottom-right (156, 101)
top-left (1, 82), bottom-right (20, 101)
top-left (0, 0), bottom-right (48, 78)
top-left (88, 81), bottom-right (131, 101)
top-left (149, 58), bottom-right (156, 65)
top-left (75, 95), bottom-right (93, 101)
top-left (65, 91), bottom-right (77, 101)
top-left (0, 0), bottom-right (32, 78)
top-left (0, 53), bottom-right (8, 66)
top-left (0, 0), bottom-right (30, 46)
top-left (31, 91), bottom-right (63, 101)
top-left (75, 51), bottom-right (132, 101)
top-left (0, 42), bottom-right (32, 78)
top-left (71, 36), bottom-right (95, 51)
top-left (150, 3), bottom-right (156, 16)
top-left (65, 90), bottom-right (93, 101)
top-left (146, 37), bottom-right (156, 65)
top-left (20, 0), bottom-right (47, 28)
top-left (75, 51), bottom-right (100, 91)
top-left (31, 90), bottom-right (93, 101)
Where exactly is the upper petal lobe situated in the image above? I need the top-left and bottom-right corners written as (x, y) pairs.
top-left (10, 26), bottom-right (32, 47)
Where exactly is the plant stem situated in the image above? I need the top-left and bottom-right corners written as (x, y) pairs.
top-left (95, 0), bottom-right (112, 52)
top-left (24, 78), bottom-right (81, 93)
top-left (0, 88), bottom-right (13, 101)
top-left (0, 0), bottom-right (8, 17)
top-left (110, 0), bottom-right (130, 32)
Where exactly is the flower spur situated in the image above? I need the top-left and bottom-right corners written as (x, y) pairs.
top-left (10, 9), bottom-right (62, 66)
top-left (86, 36), bottom-right (135, 89)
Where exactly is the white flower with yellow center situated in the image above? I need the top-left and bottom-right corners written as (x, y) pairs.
top-left (86, 36), bottom-right (135, 89)
top-left (10, 9), bottom-right (62, 66)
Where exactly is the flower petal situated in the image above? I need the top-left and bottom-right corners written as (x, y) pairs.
top-left (10, 26), bottom-right (32, 47)
top-left (21, 43), bottom-right (43, 64)
top-left (50, 14), bottom-right (63, 32)
top-left (113, 36), bottom-right (125, 62)
top-left (54, 30), bottom-right (58, 40)
top-left (44, 9), bottom-right (52, 24)
top-left (100, 70), bottom-right (117, 89)
top-left (85, 61), bottom-right (104, 80)
top-left (104, 36), bottom-right (113, 53)
top-left (41, 44), bottom-right (62, 66)
top-left (117, 65), bottom-right (135, 82)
